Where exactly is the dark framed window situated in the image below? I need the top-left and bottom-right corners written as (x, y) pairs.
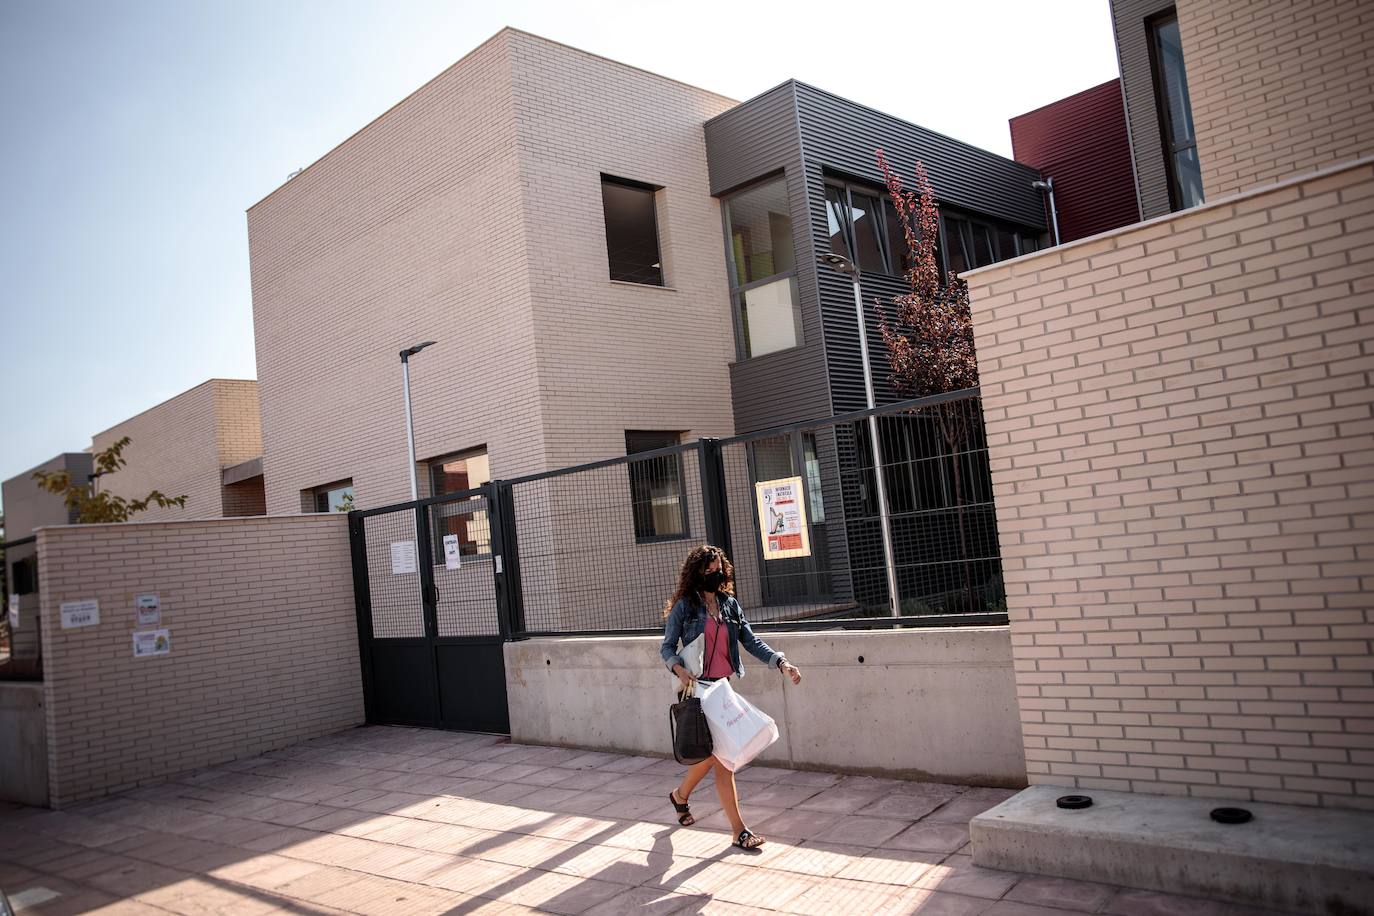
top-left (626, 431), bottom-right (687, 542)
top-left (1149, 10), bottom-right (1204, 210)
top-left (310, 480), bottom-right (354, 513)
top-left (11, 556), bottom-right (37, 595)
top-left (824, 180), bottom-right (922, 277)
top-left (429, 449), bottom-right (491, 560)
top-left (724, 175), bottom-right (800, 359)
top-left (940, 211), bottom-right (1041, 276)
top-left (602, 175), bottom-right (664, 285)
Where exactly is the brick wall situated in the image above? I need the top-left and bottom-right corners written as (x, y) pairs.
top-left (965, 159), bottom-right (1374, 809)
top-left (221, 477), bottom-right (266, 517)
top-left (1180, 0), bottom-right (1374, 201)
top-left (91, 380), bottom-right (257, 522)
top-left (36, 514), bottom-right (361, 807)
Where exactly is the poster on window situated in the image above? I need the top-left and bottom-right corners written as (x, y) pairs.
top-left (442, 534), bottom-right (462, 570)
top-left (754, 476), bottom-right (811, 560)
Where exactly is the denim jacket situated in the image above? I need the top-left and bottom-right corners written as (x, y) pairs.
top-left (660, 593), bottom-right (783, 679)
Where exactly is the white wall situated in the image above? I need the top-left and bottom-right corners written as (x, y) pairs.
top-left (505, 626), bottom-right (1027, 785)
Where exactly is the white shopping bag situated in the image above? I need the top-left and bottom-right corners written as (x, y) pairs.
top-left (696, 678), bottom-right (779, 772)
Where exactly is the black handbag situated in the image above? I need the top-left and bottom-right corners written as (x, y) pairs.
top-left (670, 691), bottom-right (713, 765)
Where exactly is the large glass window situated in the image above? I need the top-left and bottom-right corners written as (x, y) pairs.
top-left (1150, 11), bottom-right (1204, 210)
top-left (626, 431), bottom-right (687, 541)
top-left (940, 211), bottom-right (1041, 276)
top-left (724, 177), bottom-right (800, 359)
top-left (429, 449), bottom-right (491, 559)
top-left (601, 176), bottom-right (664, 285)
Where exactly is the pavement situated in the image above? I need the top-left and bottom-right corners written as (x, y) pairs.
top-left (0, 726), bottom-right (1300, 915)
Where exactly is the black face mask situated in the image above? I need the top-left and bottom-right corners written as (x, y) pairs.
top-left (701, 570), bottom-right (726, 591)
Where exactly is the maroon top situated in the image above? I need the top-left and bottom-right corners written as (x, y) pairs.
top-left (702, 614), bottom-right (734, 679)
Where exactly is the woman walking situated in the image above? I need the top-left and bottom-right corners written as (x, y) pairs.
top-left (660, 545), bottom-right (803, 850)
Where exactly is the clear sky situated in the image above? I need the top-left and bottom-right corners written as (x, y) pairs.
top-left (0, 0), bottom-right (1119, 506)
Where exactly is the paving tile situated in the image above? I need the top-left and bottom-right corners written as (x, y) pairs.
top-left (925, 796), bottom-right (1007, 824)
top-left (888, 887), bottom-right (996, 916)
top-left (766, 841), bottom-right (871, 877)
top-left (794, 786), bottom-right (886, 815)
top-left (888, 821), bottom-right (971, 854)
top-left (775, 769), bottom-right (843, 788)
top-left (425, 855), bottom-right (526, 896)
top-left (529, 814), bottom-right (623, 845)
top-left (915, 854), bottom-right (1022, 900)
top-left (573, 847), bottom-right (680, 886)
top-left (783, 875), bottom-right (904, 915)
top-left (752, 809), bottom-right (843, 841)
top-left (705, 860), bottom-right (821, 909)
top-left (743, 783), bottom-right (826, 808)
top-left (984, 900), bottom-right (1085, 916)
top-left (1103, 887), bottom-right (1234, 916)
top-left (492, 870), bottom-right (627, 915)
top-left (579, 885), bottom-right (704, 916)
top-left (551, 769), bottom-right (628, 792)
top-left (693, 803), bottom-right (784, 832)
top-left (813, 814), bottom-right (912, 847)
top-left (857, 792), bottom-right (947, 820)
top-left (598, 755), bottom-right (661, 775)
top-left (374, 850), bottom-right (465, 884)
top-left (836, 847), bottom-right (943, 886)
top-left (1005, 874), bottom-right (1118, 912)
top-left (731, 765), bottom-right (791, 784)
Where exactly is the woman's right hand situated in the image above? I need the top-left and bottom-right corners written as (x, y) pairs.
top-left (674, 665), bottom-right (696, 693)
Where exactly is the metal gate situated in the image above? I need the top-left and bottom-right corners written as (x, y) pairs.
top-left (348, 483), bottom-right (521, 732)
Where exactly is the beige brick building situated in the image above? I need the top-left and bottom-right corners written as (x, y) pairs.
top-left (967, 0), bottom-right (1374, 809)
top-left (90, 378), bottom-right (264, 520)
top-left (248, 29), bottom-right (738, 518)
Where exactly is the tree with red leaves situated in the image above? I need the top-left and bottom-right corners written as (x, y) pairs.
top-left (875, 151), bottom-right (979, 608)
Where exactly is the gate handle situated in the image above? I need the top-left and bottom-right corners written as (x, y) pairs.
top-left (428, 584), bottom-right (439, 606)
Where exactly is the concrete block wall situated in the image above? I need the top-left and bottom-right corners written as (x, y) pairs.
top-left (964, 159), bottom-right (1374, 810)
top-left (506, 628), bottom-right (1027, 785)
top-left (36, 514), bottom-right (362, 807)
top-left (1180, 0), bottom-right (1374, 201)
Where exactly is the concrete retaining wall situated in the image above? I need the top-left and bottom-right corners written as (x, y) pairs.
top-left (505, 626), bottom-right (1027, 785)
top-left (0, 683), bottom-right (48, 806)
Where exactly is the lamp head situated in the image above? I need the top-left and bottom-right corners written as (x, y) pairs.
top-left (820, 252), bottom-right (859, 278)
top-left (1031, 179), bottom-right (1052, 191)
top-left (400, 340), bottom-right (437, 361)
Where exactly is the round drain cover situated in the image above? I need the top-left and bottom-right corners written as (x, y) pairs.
top-left (1210, 807), bottom-right (1253, 824)
top-left (1056, 795), bottom-right (1093, 809)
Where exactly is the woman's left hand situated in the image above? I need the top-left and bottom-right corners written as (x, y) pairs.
top-left (780, 661), bottom-right (801, 685)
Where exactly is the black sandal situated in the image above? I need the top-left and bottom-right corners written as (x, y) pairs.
top-left (669, 790), bottom-right (695, 827)
top-left (734, 829), bottom-right (765, 850)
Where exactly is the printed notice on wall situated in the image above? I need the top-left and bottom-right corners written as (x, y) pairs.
top-left (132, 628), bottom-right (171, 658)
top-left (60, 599), bottom-right (100, 629)
top-left (442, 534), bottom-right (462, 570)
top-left (135, 594), bottom-right (162, 626)
top-left (390, 540), bottom-right (418, 575)
top-left (7, 593), bottom-right (18, 631)
top-left (755, 476), bottom-right (811, 560)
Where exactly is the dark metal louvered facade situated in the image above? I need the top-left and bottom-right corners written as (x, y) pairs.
top-left (1010, 79), bottom-right (1141, 243)
top-left (1112, 0), bottom-right (1177, 220)
top-left (705, 79), bottom-right (1046, 425)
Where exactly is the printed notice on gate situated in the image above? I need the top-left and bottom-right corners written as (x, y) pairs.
top-left (135, 593), bottom-right (161, 626)
top-left (390, 540), bottom-right (418, 575)
top-left (60, 599), bottom-right (100, 629)
top-left (132, 628), bottom-right (171, 658)
top-left (442, 534), bottom-right (462, 570)
top-left (755, 476), bottom-right (811, 560)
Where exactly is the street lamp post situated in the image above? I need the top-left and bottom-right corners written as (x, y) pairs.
top-left (820, 253), bottom-right (901, 617)
top-left (400, 341), bottom-right (436, 501)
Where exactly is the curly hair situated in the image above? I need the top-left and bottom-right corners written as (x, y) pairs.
top-left (662, 544), bottom-right (734, 618)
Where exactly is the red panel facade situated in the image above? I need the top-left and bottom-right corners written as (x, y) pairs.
top-left (1011, 79), bottom-right (1140, 244)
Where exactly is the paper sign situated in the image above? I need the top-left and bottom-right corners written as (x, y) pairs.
top-left (755, 476), bottom-right (812, 560)
top-left (60, 599), bottom-right (101, 629)
top-left (132, 628), bottom-right (171, 658)
top-left (135, 594), bottom-right (162, 626)
top-left (442, 535), bottom-right (462, 570)
top-left (390, 540), bottom-right (418, 575)
top-left (7, 593), bottom-right (18, 631)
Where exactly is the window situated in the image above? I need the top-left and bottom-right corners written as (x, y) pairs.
top-left (724, 177), bottom-right (800, 359)
top-left (1149, 11), bottom-right (1204, 210)
top-left (310, 480), bottom-right (354, 513)
top-left (824, 181), bottom-right (915, 276)
top-left (602, 175), bottom-right (664, 285)
top-left (429, 449), bottom-right (491, 559)
top-left (626, 431), bottom-right (687, 541)
top-left (940, 211), bottom-right (1040, 276)
top-left (11, 555), bottom-right (37, 595)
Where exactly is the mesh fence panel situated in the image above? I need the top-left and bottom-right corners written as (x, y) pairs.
top-left (362, 509), bottom-right (425, 638)
top-left (427, 497), bottom-right (501, 637)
